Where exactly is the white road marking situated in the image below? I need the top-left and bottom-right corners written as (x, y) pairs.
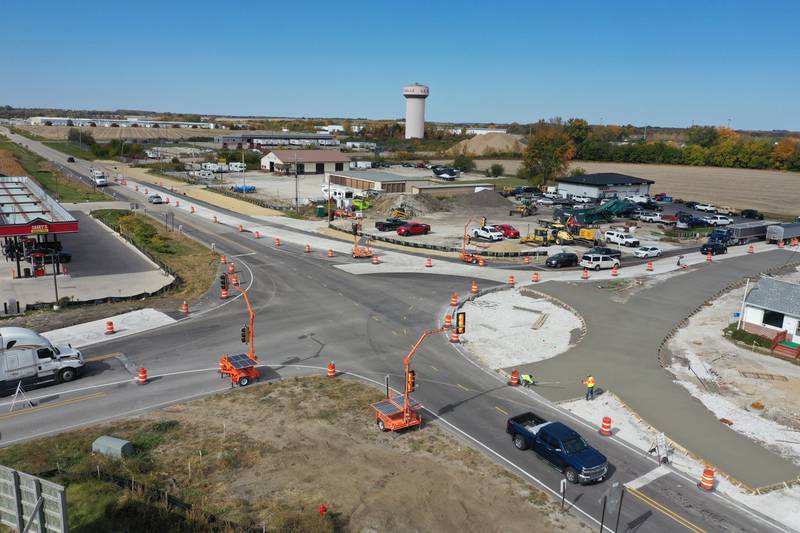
top-left (625, 465), bottom-right (672, 490)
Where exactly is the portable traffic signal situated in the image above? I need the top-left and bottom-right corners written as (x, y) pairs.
top-left (407, 370), bottom-right (416, 392)
top-left (220, 274), bottom-right (228, 290)
top-left (480, 216), bottom-right (487, 227)
top-left (241, 325), bottom-right (249, 343)
top-left (456, 312), bottom-right (466, 334)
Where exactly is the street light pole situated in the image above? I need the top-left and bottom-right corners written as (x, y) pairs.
top-left (294, 152), bottom-right (299, 211)
top-left (51, 252), bottom-right (60, 309)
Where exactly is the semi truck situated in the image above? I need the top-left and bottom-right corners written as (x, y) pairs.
top-left (766, 223), bottom-right (800, 244)
top-left (1, 327), bottom-right (84, 394)
top-left (506, 412), bottom-right (608, 484)
top-left (708, 221), bottom-right (772, 246)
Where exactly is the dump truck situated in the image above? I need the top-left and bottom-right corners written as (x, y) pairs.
top-left (506, 412), bottom-right (608, 484)
top-left (709, 221), bottom-right (772, 246)
top-left (0, 327), bottom-right (84, 393)
top-left (767, 223), bottom-right (800, 244)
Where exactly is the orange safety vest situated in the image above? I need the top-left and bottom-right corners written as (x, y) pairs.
top-left (584, 376), bottom-right (596, 388)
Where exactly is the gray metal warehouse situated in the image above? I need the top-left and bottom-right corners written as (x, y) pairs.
top-left (556, 173), bottom-right (654, 199)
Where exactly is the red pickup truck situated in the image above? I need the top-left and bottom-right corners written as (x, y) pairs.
top-left (397, 222), bottom-right (431, 236)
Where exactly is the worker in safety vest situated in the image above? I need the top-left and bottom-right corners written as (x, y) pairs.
top-left (582, 375), bottom-right (596, 400)
top-left (520, 373), bottom-right (535, 387)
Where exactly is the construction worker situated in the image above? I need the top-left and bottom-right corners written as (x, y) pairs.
top-left (582, 375), bottom-right (596, 401)
top-left (520, 373), bottom-right (535, 387)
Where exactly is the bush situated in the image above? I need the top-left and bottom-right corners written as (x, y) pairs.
top-left (723, 323), bottom-right (772, 349)
top-left (452, 154), bottom-right (475, 172)
top-left (485, 163), bottom-right (504, 177)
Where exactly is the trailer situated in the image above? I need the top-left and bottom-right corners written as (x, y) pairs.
top-left (709, 221), bottom-right (772, 246)
top-left (218, 353), bottom-right (259, 386)
top-left (767, 223), bottom-right (800, 244)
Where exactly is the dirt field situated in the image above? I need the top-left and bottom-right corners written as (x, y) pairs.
top-left (0, 377), bottom-right (586, 532)
top-left (16, 125), bottom-right (265, 142)
top-left (459, 159), bottom-right (800, 216)
top-left (0, 148), bottom-right (28, 176)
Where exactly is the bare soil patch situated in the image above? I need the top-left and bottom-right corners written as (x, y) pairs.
top-left (444, 133), bottom-right (523, 156)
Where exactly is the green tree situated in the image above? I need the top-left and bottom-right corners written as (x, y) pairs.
top-left (565, 118), bottom-right (590, 145)
top-left (485, 163), bottom-right (504, 177)
top-left (452, 153), bottom-right (475, 172)
top-left (685, 125), bottom-right (719, 148)
top-left (519, 124), bottom-right (576, 185)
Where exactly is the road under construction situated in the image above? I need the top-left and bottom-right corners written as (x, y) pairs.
top-left (1, 126), bottom-right (798, 533)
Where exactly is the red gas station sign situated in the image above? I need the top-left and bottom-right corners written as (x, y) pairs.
top-left (0, 219), bottom-right (79, 237)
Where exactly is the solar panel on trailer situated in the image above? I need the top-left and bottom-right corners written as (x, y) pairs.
top-left (226, 353), bottom-right (255, 369)
top-left (373, 399), bottom-right (403, 416)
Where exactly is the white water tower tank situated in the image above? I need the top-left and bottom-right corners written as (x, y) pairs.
top-left (403, 83), bottom-right (429, 139)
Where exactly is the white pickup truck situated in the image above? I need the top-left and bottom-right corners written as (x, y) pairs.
top-left (1, 327), bottom-right (84, 393)
top-left (472, 226), bottom-right (504, 242)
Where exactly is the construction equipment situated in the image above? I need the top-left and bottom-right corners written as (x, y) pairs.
top-left (371, 328), bottom-right (448, 432)
top-left (508, 202), bottom-right (538, 218)
top-left (554, 198), bottom-right (638, 225)
top-left (538, 220), bottom-right (575, 245)
top-left (351, 219), bottom-right (373, 258)
top-left (459, 218), bottom-right (481, 263)
top-left (390, 204), bottom-right (413, 219)
top-left (217, 272), bottom-right (260, 387)
top-left (521, 227), bottom-right (553, 246)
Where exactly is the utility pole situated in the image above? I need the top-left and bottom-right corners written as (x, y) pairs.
top-left (51, 252), bottom-right (60, 309)
top-left (294, 152), bottom-right (299, 211)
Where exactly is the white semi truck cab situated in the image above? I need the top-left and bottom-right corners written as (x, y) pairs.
top-left (0, 327), bottom-right (84, 393)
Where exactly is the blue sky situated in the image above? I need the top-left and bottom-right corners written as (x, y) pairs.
top-left (2, 0), bottom-right (798, 130)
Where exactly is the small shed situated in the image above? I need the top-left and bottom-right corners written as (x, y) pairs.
top-left (92, 436), bottom-right (135, 458)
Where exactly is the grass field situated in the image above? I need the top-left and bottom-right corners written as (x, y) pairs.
top-left (0, 377), bottom-right (581, 533)
top-left (0, 137), bottom-right (107, 202)
top-left (43, 141), bottom-right (97, 160)
top-left (92, 209), bottom-right (218, 300)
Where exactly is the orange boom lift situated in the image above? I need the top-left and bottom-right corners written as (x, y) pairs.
top-left (217, 271), bottom-right (260, 386)
top-left (371, 327), bottom-right (450, 431)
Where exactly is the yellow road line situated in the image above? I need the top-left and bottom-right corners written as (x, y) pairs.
top-left (0, 392), bottom-right (107, 420)
top-left (495, 406), bottom-right (509, 415)
top-left (85, 352), bottom-right (122, 363)
top-left (457, 383), bottom-right (468, 391)
top-left (627, 487), bottom-right (706, 533)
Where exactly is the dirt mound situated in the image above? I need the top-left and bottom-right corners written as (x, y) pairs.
top-left (450, 189), bottom-right (513, 210)
top-left (0, 149), bottom-right (27, 176)
top-left (372, 193), bottom-right (452, 217)
top-left (445, 133), bottom-right (524, 156)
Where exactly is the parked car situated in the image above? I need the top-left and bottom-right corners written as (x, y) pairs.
top-left (638, 211), bottom-right (663, 223)
top-left (472, 226), bottom-right (504, 241)
top-left (374, 218), bottom-right (405, 232)
top-left (396, 222), bottom-right (430, 236)
top-left (66, 157), bottom-right (75, 163)
top-left (147, 194), bottom-right (163, 204)
top-left (740, 209), bottom-right (764, 220)
top-left (587, 246), bottom-right (622, 259)
top-left (604, 230), bottom-right (640, 247)
top-left (492, 224), bottom-right (520, 239)
top-left (684, 201), bottom-right (700, 209)
top-left (432, 166), bottom-right (459, 180)
top-left (536, 197), bottom-right (555, 206)
top-left (401, 162), bottom-right (416, 168)
top-left (703, 214), bottom-right (733, 226)
top-left (700, 241), bottom-right (728, 255)
top-left (571, 195), bottom-right (593, 204)
top-left (545, 252), bottom-right (579, 268)
top-left (716, 205), bottom-right (736, 216)
top-left (633, 246), bottom-right (662, 258)
top-left (506, 412), bottom-right (608, 484)
top-left (695, 203), bottom-right (716, 213)
top-left (580, 253), bottom-right (620, 271)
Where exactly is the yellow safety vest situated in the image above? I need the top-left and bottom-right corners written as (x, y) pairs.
top-left (585, 377), bottom-right (595, 388)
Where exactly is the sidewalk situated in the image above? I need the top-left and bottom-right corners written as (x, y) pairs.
top-left (42, 308), bottom-right (177, 348)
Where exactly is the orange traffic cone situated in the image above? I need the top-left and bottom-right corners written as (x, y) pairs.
top-left (747, 244), bottom-right (754, 254)
top-left (444, 314), bottom-right (453, 328)
top-left (778, 240), bottom-right (785, 249)
top-left (611, 265), bottom-right (619, 277)
top-left (327, 249), bottom-right (334, 257)
top-left (706, 252), bottom-right (713, 262)
top-left (254, 231), bottom-right (261, 239)
top-left (523, 256), bottom-right (530, 265)
top-left (304, 244), bottom-right (312, 253)
top-left (699, 467), bottom-right (715, 491)
top-left (213, 215), bottom-right (219, 224)
top-left (165, 197), bottom-right (170, 204)
top-left (450, 292), bottom-right (458, 307)
top-left (471, 280), bottom-right (478, 294)
top-left (600, 416), bottom-right (612, 436)
top-left (228, 262), bottom-right (235, 274)
top-left (327, 361), bottom-right (336, 378)
top-left (509, 370), bottom-right (520, 386)
top-left (646, 261), bottom-right (654, 272)
top-left (582, 268), bottom-right (589, 280)
top-left (478, 257), bottom-right (485, 267)
top-left (220, 288), bottom-right (229, 299)
top-left (372, 255), bottom-right (379, 265)
top-left (425, 257), bottom-right (433, 267)
top-left (105, 321), bottom-right (115, 335)
top-left (220, 255), bottom-right (227, 264)
top-left (793, 238), bottom-right (799, 247)
top-left (180, 301), bottom-right (189, 314)
top-left (175, 200), bottom-right (180, 207)
top-left (508, 275), bottom-right (515, 286)
top-left (275, 237), bottom-right (281, 246)
top-left (238, 224), bottom-right (244, 232)
top-left (231, 274), bottom-right (239, 286)
top-left (532, 271), bottom-right (539, 283)
top-left (137, 367), bottom-right (148, 385)
top-left (450, 330), bottom-right (460, 343)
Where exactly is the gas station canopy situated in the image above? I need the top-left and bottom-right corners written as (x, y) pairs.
top-left (0, 176), bottom-right (78, 237)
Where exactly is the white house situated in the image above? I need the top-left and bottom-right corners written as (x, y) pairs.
top-left (260, 150), bottom-right (350, 175)
top-left (742, 277), bottom-right (800, 344)
top-left (555, 173), bottom-right (654, 200)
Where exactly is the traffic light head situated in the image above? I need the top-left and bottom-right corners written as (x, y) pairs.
top-left (407, 369), bottom-right (416, 392)
top-left (240, 325), bottom-right (248, 343)
top-left (220, 274), bottom-right (228, 289)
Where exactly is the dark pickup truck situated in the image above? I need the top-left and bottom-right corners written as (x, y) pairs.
top-left (374, 218), bottom-right (405, 232)
top-left (506, 412), bottom-right (608, 484)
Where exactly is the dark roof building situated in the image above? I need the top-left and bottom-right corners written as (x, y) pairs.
top-left (556, 173), bottom-right (655, 186)
top-left (555, 172), bottom-right (655, 199)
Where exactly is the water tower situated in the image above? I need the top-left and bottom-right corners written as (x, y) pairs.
top-left (403, 83), bottom-right (429, 139)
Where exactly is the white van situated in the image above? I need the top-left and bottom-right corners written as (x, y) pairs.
top-left (580, 253), bottom-right (620, 271)
top-left (605, 230), bottom-right (640, 247)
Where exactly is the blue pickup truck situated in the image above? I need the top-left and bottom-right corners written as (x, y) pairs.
top-left (506, 412), bottom-right (608, 484)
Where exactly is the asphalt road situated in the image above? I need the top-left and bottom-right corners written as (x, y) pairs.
top-left (0, 127), bottom-right (793, 533)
